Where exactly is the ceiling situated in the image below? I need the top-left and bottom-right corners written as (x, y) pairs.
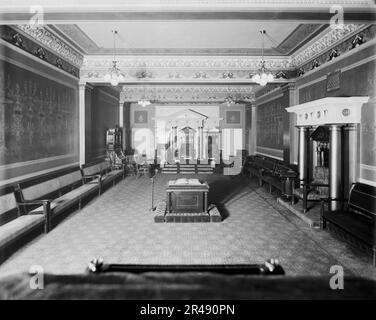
top-left (52, 22), bottom-right (326, 56)
top-left (77, 21), bottom-right (298, 50)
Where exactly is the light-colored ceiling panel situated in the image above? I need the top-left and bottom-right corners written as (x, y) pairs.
top-left (77, 21), bottom-right (299, 49)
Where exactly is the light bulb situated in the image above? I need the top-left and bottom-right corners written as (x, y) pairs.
top-left (110, 78), bottom-right (119, 86)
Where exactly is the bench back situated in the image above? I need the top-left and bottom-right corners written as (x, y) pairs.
top-left (100, 161), bottom-right (112, 172)
top-left (259, 158), bottom-right (276, 171)
top-left (82, 161), bottom-right (112, 177)
top-left (58, 170), bottom-right (83, 189)
top-left (82, 163), bottom-right (102, 176)
top-left (21, 179), bottom-right (61, 201)
top-left (275, 164), bottom-right (297, 177)
top-left (348, 183), bottom-right (376, 219)
top-left (0, 192), bottom-right (17, 215)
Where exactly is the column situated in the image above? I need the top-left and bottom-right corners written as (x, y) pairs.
top-left (200, 126), bottom-right (204, 161)
top-left (197, 126), bottom-right (202, 162)
top-left (250, 105), bottom-right (257, 155)
top-left (297, 126), bottom-right (309, 187)
top-left (173, 126), bottom-right (178, 161)
top-left (119, 101), bottom-right (124, 128)
top-left (343, 124), bottom-right (359, 199)
top-left (79, 83), bottom-right (86, 166)
top-left (329, 125), bottom-right (343, 211)
top-left (310, 128), bottom-right (318, 180)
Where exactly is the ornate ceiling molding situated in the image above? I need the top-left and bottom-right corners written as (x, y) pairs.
top-left (119, 85), bottom-right (255, 103)
top-left (3, 0), bottom-right (374, 10)
top-left (15, 25), bottom-right (84, 67)
top-left (291, 24), bottom-right (365, 67)
top-left (81, 55), bottom-right (294, 83)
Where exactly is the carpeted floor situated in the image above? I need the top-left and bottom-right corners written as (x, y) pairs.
top-left (0, 174), bottom-right (374, 279)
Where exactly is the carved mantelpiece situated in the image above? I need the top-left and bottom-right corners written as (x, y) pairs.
top-left (286, 96), bottom-right (369, 126)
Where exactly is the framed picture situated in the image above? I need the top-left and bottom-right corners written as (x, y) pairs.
top-left (226, 110), bottom-right (241, 124)
top-left (134, 110), bottom-right (148, 124)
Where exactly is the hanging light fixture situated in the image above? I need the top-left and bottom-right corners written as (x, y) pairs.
top-left (224, 96), bottom-right (236, 107)
top-left (251, 30), bottom-right (274, 86)
top-left (138, 86), bottom-right (151, 107)
top-left (104, 30), bottom-right (126, 86)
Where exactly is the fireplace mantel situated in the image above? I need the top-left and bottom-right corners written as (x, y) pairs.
top-left (286, 97), bottom-right (369, 126)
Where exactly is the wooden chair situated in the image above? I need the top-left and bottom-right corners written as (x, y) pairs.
top-left (292, 166), bottom-right (329, 213)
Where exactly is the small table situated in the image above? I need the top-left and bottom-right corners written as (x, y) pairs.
top-left (166, 178), bottom-right (209, 213)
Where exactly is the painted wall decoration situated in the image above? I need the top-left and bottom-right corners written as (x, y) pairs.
top-left (256, 96), bottom-right (287, 150)
top-left (134, 110), bottom-right (148, 124)
top-left (226, 111), bottom-right (241, 124)
top-left (0, 59), bottom-right (78, 165)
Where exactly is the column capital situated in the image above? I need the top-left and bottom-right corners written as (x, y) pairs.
top-left (79, 82), bottom-right (94, 91)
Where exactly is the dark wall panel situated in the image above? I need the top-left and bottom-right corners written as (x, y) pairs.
top-left (0, 60), bottom-right (78, 165)
top-left (87, 87), bottom-right (119, 161)
top-left (256, 92), bottom-right (289, 152)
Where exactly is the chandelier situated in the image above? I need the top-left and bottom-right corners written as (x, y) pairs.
top-left (224, 96), bottom-right (236, 107)
top-left (251, 30), bottom-right (274, 86)
top-left (104, 30), bottom-right (126, 86)
top-left (138, 87), bottom-right (151, 107)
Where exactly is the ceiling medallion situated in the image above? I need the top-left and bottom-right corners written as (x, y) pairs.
top-left (104, 30), bottom-right (126, 86)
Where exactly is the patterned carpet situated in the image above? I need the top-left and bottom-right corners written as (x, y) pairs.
top-left (0, 174), bottom-right (374, 279)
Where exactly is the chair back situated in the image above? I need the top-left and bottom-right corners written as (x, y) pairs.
top-left (348, 182), bottom-right (376, 219)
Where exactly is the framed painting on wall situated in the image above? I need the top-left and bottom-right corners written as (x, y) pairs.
top-left (134, 110), bottom-right (148, 124)
top-left (226, 110), bottom-right (241, 124)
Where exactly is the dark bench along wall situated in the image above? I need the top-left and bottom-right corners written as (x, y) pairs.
top-left (0, 161), bottom-right (125, 265)
top-left (321, 182), bottom-right (376, 267)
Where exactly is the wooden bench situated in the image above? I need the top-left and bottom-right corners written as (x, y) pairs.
top-left (262, 163), bottom-right (298, 199)
top-left (243, 155), bottom-right (297, 199)
top-left (14, 169), bottom-right (100, 233)
top-left (0, 191), bottom-right (45, 262)
top-left (321, 182), bottom-right (376, 266)
top-left (243, 155), bottom-right (275, 186)
top-left (81, 160), bottom-right (125, 194)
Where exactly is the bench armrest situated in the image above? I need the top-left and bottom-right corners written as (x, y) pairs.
top-left (17, 199), bottom-right (51, 207)
top-left (310, 183), bottom-right (329, 187)
top-left (17, 199), bottom-right (51, 232)
top-left (83, 174), bottom-right (102, 181)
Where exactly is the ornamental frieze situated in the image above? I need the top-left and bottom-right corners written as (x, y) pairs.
top-left (119, 85), bottom-right (255, 103)
top-left (291, 24), bottom-right (365, 67)
top-left (15, 25), bottom-right (84, 67)
top-left (81, 56), bottom-right (294, 70)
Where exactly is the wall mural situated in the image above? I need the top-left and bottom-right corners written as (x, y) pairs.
top-left (256, 99), bottom-right (285, 150)
top-left (0, 60), bottom-right (78, 165)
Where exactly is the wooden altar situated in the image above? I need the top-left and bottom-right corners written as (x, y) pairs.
top-left (166, 178), bottom-right (209, 213)
top-left (154, 178), bottom-right (221, 223)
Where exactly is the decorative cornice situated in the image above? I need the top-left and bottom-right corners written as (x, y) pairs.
top-left (15, 25), bottom-right (84, 67)
top-left (0, 25), bottom-right (80, 78)
top-left (82, 55), bottom-right (293, 70)
top-left (119, 85), bottom-right (255, 103)
top-left (81, 55), bottom-right (294, 83)
top-left (3, 0), bottom-right (374, 10)
top-left (291, 24), bottom-right (365, 67)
